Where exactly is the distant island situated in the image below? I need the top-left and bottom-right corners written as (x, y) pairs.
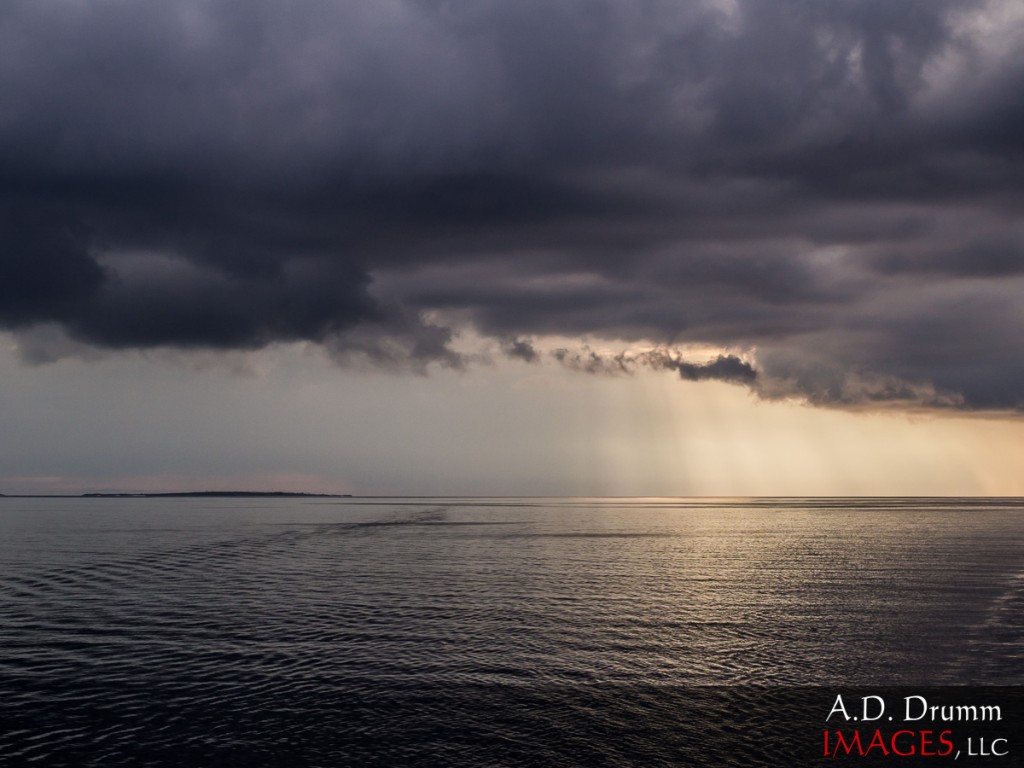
top-left (79, 491), bottom-right (352, 498)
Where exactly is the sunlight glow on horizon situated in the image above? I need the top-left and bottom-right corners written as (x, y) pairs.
top-left (553, 368), bottom-right (1024, 497)
top-left (2, 338), bottom-right (1023, 497)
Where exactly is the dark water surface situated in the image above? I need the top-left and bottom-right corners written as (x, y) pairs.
top-left (2, 497), bottom-right (1023, 765)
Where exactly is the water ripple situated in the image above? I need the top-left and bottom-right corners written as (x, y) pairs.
top-left (1, 497), bottom-right (1023, 765)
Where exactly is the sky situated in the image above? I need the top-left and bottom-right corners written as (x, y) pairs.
top-left (2, 0), bottom-right (1023, 495)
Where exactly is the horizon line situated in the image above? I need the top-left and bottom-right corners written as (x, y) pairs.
top-left (3, 491), bottom-right (1024, 501)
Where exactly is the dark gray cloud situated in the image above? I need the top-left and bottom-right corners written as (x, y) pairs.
top-left (2, 0), bottom-right (1023, 408)
top-left (0, 204), bottom-right (105, 326)
top-left (868, 229), bottom-right (1024, 276)
top-left (649, 352), bottom-right (758, 386)
top-left (549, 347), bottom-right (756, 387)
top-left (502, 337), bottom-right (540, 363)
top-left (551, 347), bottom-right (635, 376)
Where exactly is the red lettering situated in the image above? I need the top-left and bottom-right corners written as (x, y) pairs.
top-left (920, 730), bottom-right (936, 757)
top-left (938, 730), bottom-right (955, 757)
top-left (865, 729), bottom-right (890, 757)
top-left (824, 728), bottom-right (958, 759)
top-left (832, 731), bottom-right (863, 757)
top-left (891, 730), bottom-right (916, 757)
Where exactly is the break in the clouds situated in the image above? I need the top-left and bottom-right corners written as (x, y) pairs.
top-left (2, 0), bottom-right (1023, 409)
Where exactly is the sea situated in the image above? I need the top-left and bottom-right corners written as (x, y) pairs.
top-left (1, 496), bottom-right (1022, 766)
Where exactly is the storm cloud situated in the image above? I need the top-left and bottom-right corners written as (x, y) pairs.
top-left (2, 0), bottom-right (1024, 408)
top-left (550, 347), bottom-right (757, 387)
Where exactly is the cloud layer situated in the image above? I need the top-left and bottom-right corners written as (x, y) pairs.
top-left (2, 0), bottom-right (1023, 408)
